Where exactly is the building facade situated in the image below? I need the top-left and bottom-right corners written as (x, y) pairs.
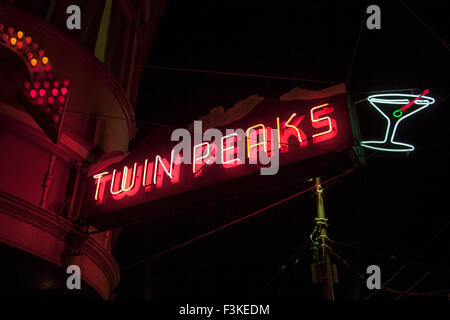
top-left (0, 0), bottom-right (165, 299)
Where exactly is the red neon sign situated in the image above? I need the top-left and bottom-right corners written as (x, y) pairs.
top-left (81, 86), bottom-right (358, 225)
top-left (92, 104), bottom-right (340, 205)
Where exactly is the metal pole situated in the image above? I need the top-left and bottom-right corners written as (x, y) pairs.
top-left (314, 177), bottom-right (335, 300)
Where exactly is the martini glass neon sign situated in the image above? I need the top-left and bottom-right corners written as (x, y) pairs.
top-left (361, 90), bottom-right (435, 152)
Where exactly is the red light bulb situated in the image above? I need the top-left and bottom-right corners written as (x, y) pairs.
top-left (61, 88), bottom-right (68, 96)
top-left (24, 81), bottom-right (31, 89)
top-left (30, 89), bottom-right (37, 98)
top-left (53, 80), bottom-right (60, 88)
top-left (43, 81), bottom-right (50, 88)
top-left (58, 96), bottom-right (65, 104)
top-left (25, 37), bottom-right (32, 45)
top-left (44, 64), bottom-right (51, 72)
top-left (52, 88), bottom-right (58, 97)
top-left (48, 97), bottom-right (55, 105)
top-left (33, 81), bottom-right (40, 89)
top-left (63, 79), bottom-right (70, 87)
top-left (39, 89), bottom-right (46, 97)
top-left (36, 97), bottom-right (44, 105)
top-left (7, 27), bottom-right (13, 34)
top-left (2, 34), bottom-right (8, 43)
top-left (17, 41), bottom-right (23, 50)
top-left (52, 114), bottom-right (60, 123)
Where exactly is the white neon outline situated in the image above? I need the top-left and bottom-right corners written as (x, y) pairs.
top-left (93, 172), bottom-right (108, 201)
top-left (276, 117), bottom-right (282, 149)
top-left (311, 104), bottom-right (333, 138)
top-left (222, 133), bottom-right (240, 165)
top-left (246, 124), bottom-right (267, 158)
top-left (121, 163), bottom-right (137, 192)
top-left (193, 142), bottom-right (211, 173)
top-left (361, 93), bottom-right (435, 152)
top-left (142, 159), bottom-right (153, 187)
top-left (286, 113), bottom-right (305, 143)
top-left (110, 169), bottom-right (123, 195)
top-left (110, 164), bottom-right (137, 195)
top-left (154, 149), bottom-right (176, 184)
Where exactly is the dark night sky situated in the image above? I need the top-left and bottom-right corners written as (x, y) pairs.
top-left (113, 0), bottom-right (450, 300)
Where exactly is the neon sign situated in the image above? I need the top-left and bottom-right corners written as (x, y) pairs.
top-left (361, 90), bottom-right (435, 152)
top-left (80, 85), bottom-right (360, 228)
top-left (0, 23), bottom-right (72, 144)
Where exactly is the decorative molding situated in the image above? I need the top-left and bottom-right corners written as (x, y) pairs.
top-left (0, 190), bottom-right (120, 299)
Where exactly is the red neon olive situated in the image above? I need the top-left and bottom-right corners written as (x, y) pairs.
top-left (30, 90), bottom-right (37, 98)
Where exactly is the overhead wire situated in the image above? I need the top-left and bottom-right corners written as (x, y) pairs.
top-left (122, 168), bottom-right (355, 271)
top-left (345, 0), bottom-right (370, 87)
top-left (397, 0), bottom-right (449, 51)
top-left (364, 219), bottom-right (450, 300)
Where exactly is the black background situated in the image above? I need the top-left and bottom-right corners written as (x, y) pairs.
top-left (113, 0), bottom-right (450, 300)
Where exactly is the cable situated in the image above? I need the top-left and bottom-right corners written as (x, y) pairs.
top-left (329, 239), bottom-right (431, 269)
top-left (397, 0), bottom-right (449, 51)
top-left (63, 106), bottom-right (342, 155)
top-left (328, 249), bottom-right (445, 299)
top-left (122, 168), bottom-right (355, 271)
top-left (346, 0), bottom-right (369, 87)
top-left (141, 65), bottom-right (340, 84)
top-left (394, 253), bottom-right (450, 301)
top-left (364, 219), bottom-right (450, 300)
top-left (255, 237), bottom-right (310, 298)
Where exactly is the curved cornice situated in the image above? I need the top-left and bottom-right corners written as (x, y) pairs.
top-left (0, 190), bottom-right (120, 299)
